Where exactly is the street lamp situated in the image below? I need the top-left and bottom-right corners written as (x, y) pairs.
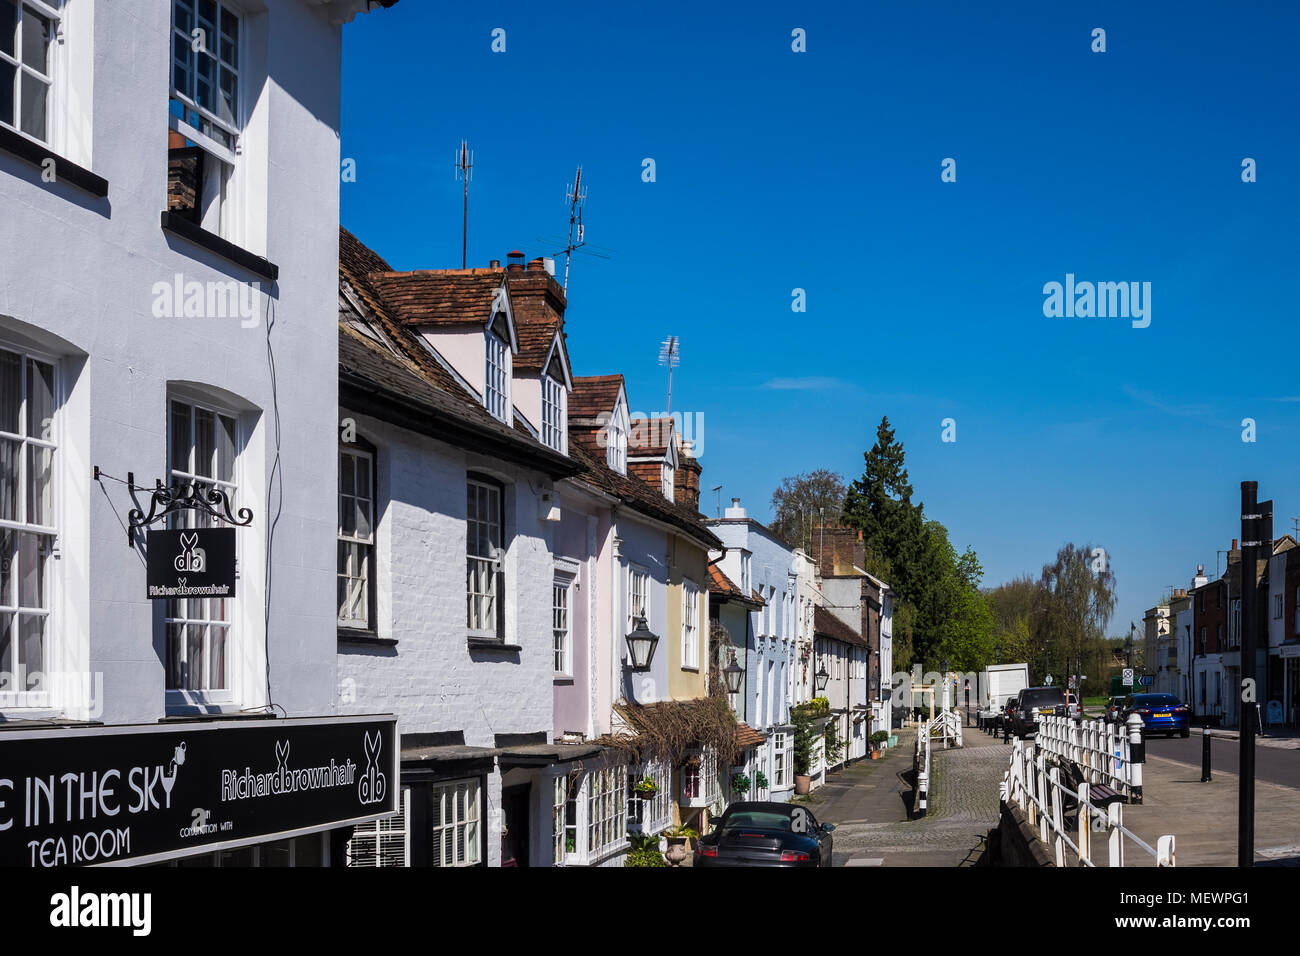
top-left (625, 616), bottom-right (659, 671)
top-left (815, 662), bottom-right (829, 693)
top-left (723, 651), bottom-right (743, 695)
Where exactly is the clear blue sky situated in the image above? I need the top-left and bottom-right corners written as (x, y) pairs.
top-left (340, 0), bottom-right (1300, 644)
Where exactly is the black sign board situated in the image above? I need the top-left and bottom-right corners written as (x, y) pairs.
top-left (146, 528), bottom-right (237, 599)
top-left (1241, 500), bottom-right (1273, 550)
top-left (0, 715), bottom-right (397, 866)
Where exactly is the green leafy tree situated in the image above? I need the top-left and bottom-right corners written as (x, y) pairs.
top-left (769, 469), bottom-right (847, 552)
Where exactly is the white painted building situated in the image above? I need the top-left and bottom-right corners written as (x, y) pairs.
top-left (336, 236), bottom-right (601, 867)
top-left (0, 0), bottom-right (401, 867)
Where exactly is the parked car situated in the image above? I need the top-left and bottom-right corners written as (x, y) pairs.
top-left (1122, 693), bottom-right (1190, 738)
top-left (1065, 692), bottom-right (1080, 719)
top-left (1009, 686), bottom-right (1067, 737)
top-left (1105, 696), bottom-right (1126, 724)
top-left (693, 802), bottom-right (835, 867)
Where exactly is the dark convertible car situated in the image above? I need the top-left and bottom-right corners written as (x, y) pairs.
top-left (693, 801), bottom-right (835, 867)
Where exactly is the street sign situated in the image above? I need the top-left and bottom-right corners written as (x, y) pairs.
top-left (1141, 675), bottom-right (1153, 687)
top-left (1045, 674), bottom-right (1053, 685)
top-left (1122, 668), bottom-right (1134, 687)
top-left (1068, 675), bottom-right (1077, 689)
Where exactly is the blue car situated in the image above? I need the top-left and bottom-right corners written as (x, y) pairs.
top-left (1122, 693), bottom-right (1190, 738)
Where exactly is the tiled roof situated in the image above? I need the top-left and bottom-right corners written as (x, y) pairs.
top-left (366, 270), bottom-right (506, 327)
top-left (340, 228), bottom-right (471, 401)
top-left (506, 269), bottom-right (567, 371)
top-left (735, 723), bottom-right (767, 748)
top-left (814, 605), bottom-right (867, 648)
top-left (338, 227), bottom-right (580, 479)
top-left (628, 417), bottom-right (674, 457)
top-left (570, 375), bottom-right (624, 418)
top-left (707, 562), bottom-right (746, 599)
top-left (568, 441), bottom-right (720, 552)
top-left (514, 319), bottom-right (559, 371)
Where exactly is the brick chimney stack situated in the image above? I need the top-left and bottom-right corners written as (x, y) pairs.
top-left (815, 523), bottom-right (865, 578)
top-left (675, 439), bottom-right (702, 512)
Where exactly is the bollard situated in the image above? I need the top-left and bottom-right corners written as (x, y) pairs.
top-left (1003, 714), bottom-right (1010, 745)
top-left (1201, 726), bottom-right (1212, 783)
top-left (1127, 713), bottom-right (1145, 804)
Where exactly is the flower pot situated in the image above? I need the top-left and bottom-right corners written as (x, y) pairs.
top-left (664, 837), bottom-right (689, 867)
top-left (870, 749), bottom-right (882, 760)
top-left (794, 774), bottom-right (811, 795)
top-left (888, 735), bottom-right (898, 748)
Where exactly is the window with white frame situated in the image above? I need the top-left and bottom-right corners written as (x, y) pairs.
top-left (542, 374), bottom-right (566, 453)
top-left (552, 576), bottom-right (571, 675)
top-left (552, 775), bottom-right (572, 864)
top-left (752, 746), bottom-right (769, 799)
top-left (681, 747), bottom-right (717, 805)
top-left (466, 474), bottom-right (505, 639)
top-left (627, 759), bottom-right (670, 833)
top-left (345, 787), bottom-right (410, 867)
top-left (484, 327), bottom-right (510, 422)
top-left (662, 463), bottom-right (674, 501)
top-left (337, 444), bottom-right (375, 631)
top-left (165, 398), bottom-right (240, 700)
top-left (586, 765), bottom-right (626, 858)
top-left (0, 345), bottom-right (56, 705)
top-left (604, 401), bottom-right (627, 475)
top-left (1229, 598), bottom-right (1241, 649)
top-left (740, 551), bottom-right (751, 593)
top-left (627, 564), bottom-right (648, 633)
top-left (0, 0), bottom-right (59, 144)
top-left (773, 731), bottom-right (789, 789)
top-left (432, 778), bottom-right (481, 867)
top-left (168, 0), bottom-right (243, 239)
top-left (1275, 593), bottom-right (1283, 619)
top-left (681, 579), bottom-right (699, 669)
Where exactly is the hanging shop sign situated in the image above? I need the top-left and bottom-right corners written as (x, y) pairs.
top-left (147, 528), bottom-right (237, 599)
top-left (0, 715), bottom-right (398, 867)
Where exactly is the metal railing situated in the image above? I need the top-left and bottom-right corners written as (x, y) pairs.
top-left (1034, 714), bottom-right (1140, 799)
top-left (1000, 739), bottom-right (1174, 867)
top-left (929, 708), bottom-right (963, 749)
top-left (913, 719), bottom-right (931, 817)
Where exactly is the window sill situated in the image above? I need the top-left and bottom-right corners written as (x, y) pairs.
top-left (0, 125), bottom-right (108, 197)
top-left (681, 666), bottom-right (700, 673)
top-left (339, 629), bottom-right (397, 647)
top-left (158, 711), bottom-right (279, 723)
top-left (467, 637), bottom-right (522, 653)
top-left (160, 210), bottom-right (279, 282)
top-left (553, 675), bottom-right (575, 684)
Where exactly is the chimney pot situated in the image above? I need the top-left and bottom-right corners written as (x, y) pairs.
top-left (507, 250), bottom-right (525, 273)
top-left (1232, 538), bottom-right (1238, 550)
top-left (489, 259), bottom-right (501, 269)
top-left (527, 257), bottom-right (547, 272)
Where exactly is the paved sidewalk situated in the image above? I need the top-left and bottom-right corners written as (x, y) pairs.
top-left (801, 721), bottom-right (1008, 866)
top-left (1122, 752), bottom-right (1300, 866)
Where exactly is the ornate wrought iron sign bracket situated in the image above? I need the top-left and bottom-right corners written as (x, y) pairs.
top-left (96, 466), bottom-right (254, 547)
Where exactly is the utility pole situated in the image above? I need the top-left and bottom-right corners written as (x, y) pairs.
top-left (454, 140), bottom-right (473, 269)
top-left (1238, 482), bottom-right (1271, 868)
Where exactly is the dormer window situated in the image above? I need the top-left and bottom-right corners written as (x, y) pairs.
top-left (485, 327), bottom-right (510, 423)
top-left (662, 463), bottom-right (674, 501)
top-left (542, 374), bottom-right (566, 453)
top-left (606, 402), bottom-right (627, 475)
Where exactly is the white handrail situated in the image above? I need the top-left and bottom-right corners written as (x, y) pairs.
top-left (1034, 714), bottom-right (1133, 797)
top-left (1000, 738), bottom-right (1174, 867)
top-left (914, 719), bottom-right (931, 816)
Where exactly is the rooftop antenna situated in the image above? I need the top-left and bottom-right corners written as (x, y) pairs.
top-left (712, 484), bottom-right (722, 518)
top-left (659, 336), bottom-right (680, 415)
top-left (561, 165), bottom-right (587, 293)
top-left (454, 140), bottom-right (473, 269)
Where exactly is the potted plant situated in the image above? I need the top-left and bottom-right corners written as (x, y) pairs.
top-left (632, 775), bottom-right (658, 797)
top-left (624, 833), bottom-right (666, 867)
top-left (754, 770), bottom-right (768, 793)
top-left (730, 773), bottom-right (751, 796)
top-left (792, 706), bottom-right (815, 794)
top-left (662, 824), bottom-right (699, 867)
top-left (870, 730), bottom-right (889, 758)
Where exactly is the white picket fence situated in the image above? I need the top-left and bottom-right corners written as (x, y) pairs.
top-left (1000, 738), bottom-right (1174, 867)
top-left (913, 719), bottom-right (931, 816)
top-left (928, 708), bottom-right (963, 749)
top-left (1034, 714), bottom-right (1138, 799)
